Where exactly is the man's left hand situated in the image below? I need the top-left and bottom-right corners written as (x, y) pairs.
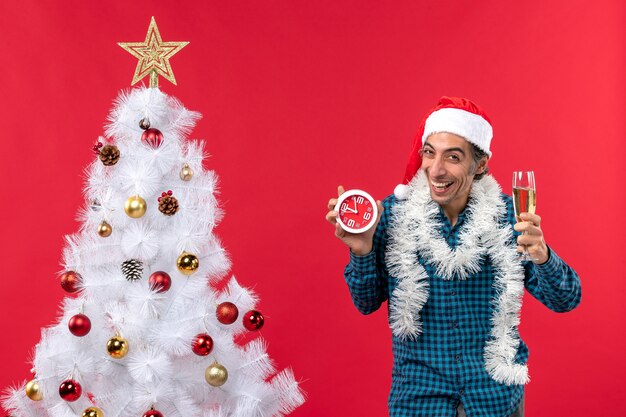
top-left (514, 212), bottom-right (549, 264)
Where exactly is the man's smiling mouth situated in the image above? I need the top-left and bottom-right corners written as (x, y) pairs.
top-left (431, 180), bottom-right (453, 191)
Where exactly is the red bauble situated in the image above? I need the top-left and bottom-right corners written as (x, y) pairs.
top-left (242, 310), bottom-right (264, 331)
top-left (192, 333), bottom-right (214, 356)
top-left (68, 314), bottom-right (91, 337)
top-left (60, 271), bottom-right (81, 293)
top-left (143, 410), bottom-right (163, 417)
top-left (59, 379), bottom-right (82, 402)
top-left (148, 271), bottom-right (172, 293)
top-left (216, 302), bottom-right (239, 325)
top-left (141, 128), bottom-right (163, 148)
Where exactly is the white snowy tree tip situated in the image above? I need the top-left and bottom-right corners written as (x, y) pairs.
top-left (219, 276), bottom-right (259, 312)
top-left (240, 339), bottom-right (276, 379)
top-left (105, 86), bottom-right (201, 144)
top-left (270, 368), bottom-right (306, 415)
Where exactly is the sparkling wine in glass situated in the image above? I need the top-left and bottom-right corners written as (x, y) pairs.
top-left (512, 171), bottom-right (536, 261)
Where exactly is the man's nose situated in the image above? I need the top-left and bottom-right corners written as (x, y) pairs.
top-left (430, 157), bottom-right (446, 176)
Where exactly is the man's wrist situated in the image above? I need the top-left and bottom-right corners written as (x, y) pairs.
top-left (351, 246), bottom-right (373, 257)
top-left (533, 244), bottom-right (550, 265)
top-left (348, 249), bottom-right (376, 274)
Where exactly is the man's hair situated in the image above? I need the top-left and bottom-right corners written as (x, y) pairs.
top-left (470, 143), bottom-right (489, 181)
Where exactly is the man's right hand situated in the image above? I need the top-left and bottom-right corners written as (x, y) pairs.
top-left (325, 185), bottom-right (384, 256)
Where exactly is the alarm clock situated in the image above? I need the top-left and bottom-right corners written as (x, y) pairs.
top-left (335, 189), bottom-right (378, 234)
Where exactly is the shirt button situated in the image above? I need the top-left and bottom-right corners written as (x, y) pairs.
top-left (450, 290), bottom-right (457, 296)
top-left (455, 354), bottom-right (461, 362)
top-left (459, 389), bottom-right (465, 395)
top-left (452, 320), bottom-right (459, 329)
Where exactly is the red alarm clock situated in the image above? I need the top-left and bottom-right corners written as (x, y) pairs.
top-left (335, 189), bottom-right (378, 234)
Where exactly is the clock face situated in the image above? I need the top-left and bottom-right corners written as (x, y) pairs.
top-left (335, 189), bottom-right (378, 234)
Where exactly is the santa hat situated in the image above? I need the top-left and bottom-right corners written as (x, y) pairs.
top-left (394, 96), bottom-right (493, 200)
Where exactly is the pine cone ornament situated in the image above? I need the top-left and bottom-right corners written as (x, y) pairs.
top-left (99, 145), bottom-right (120, 166)
top-left (121, 259), bottom-right (143, 282)
top-left (158, 191), bottom-right (178, 216)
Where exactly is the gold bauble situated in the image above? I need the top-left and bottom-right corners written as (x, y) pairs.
top-left (82, 407), bottom-right (104, 417)
top-left (176, 252), bottom-right (199, 275)
top-left (205, 362), bottom-right (228, 387)
top-left (124, 196), bottom-right (147, 218)
top-left (25, 379), bottom-right (43, 401)
top-left (97, 221), bottom-right (113, 237)
top-left (106, 335), bottom-right (129, 358)
top-left (180, 163), bottom-right (193, 181)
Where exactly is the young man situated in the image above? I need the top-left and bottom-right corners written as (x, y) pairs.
top-left (326, 97), bottom-right (581, 417)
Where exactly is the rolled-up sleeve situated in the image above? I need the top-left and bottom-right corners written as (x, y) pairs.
top-left (524, 247), bottom-right (582, 312)
top-left (344, 250), bottom-right (388, 314)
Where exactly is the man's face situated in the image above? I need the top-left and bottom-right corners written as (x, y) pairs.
top-left (421, 132), bottom-right (485, 211)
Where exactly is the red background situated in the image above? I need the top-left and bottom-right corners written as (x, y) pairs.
top-left (0, 1), bottom-right (623, 416)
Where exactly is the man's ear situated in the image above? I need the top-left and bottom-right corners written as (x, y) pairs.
top-left (476, 157), bottom-right (489, 174)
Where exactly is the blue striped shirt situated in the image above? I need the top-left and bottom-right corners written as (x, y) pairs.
top-left (344, 192), bottom-right (581, 417)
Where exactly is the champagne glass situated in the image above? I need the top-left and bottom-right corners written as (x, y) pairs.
top-left (512, 171), bottom-right (536, 261)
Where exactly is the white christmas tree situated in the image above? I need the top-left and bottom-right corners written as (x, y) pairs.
top-left (2, 20), bottom-right (304, 417)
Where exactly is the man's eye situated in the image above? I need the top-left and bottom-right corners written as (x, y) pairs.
top-left (447, 154), bottom-right (460, 161)
top-left (423, 149), bottom-right (434, 155)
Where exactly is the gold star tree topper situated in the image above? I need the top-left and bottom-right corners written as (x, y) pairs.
top-left (118, 17), bottom-right (189, 88)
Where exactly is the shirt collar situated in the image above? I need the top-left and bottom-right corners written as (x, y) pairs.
top-left (437, 198), bottom-right (470, 233)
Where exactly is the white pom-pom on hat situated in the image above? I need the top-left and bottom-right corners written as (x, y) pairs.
top-left (394, 184), bottom-right (410, 200)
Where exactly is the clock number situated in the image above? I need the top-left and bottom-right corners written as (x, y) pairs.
top-left (356, 196), bottom-right (364, 204)
top-left (340, 202), bottom-right (348, 212)
top-left (347, 219), bottom-right (355, 227)
top-left (363, 212), bottom-right (372, 221)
